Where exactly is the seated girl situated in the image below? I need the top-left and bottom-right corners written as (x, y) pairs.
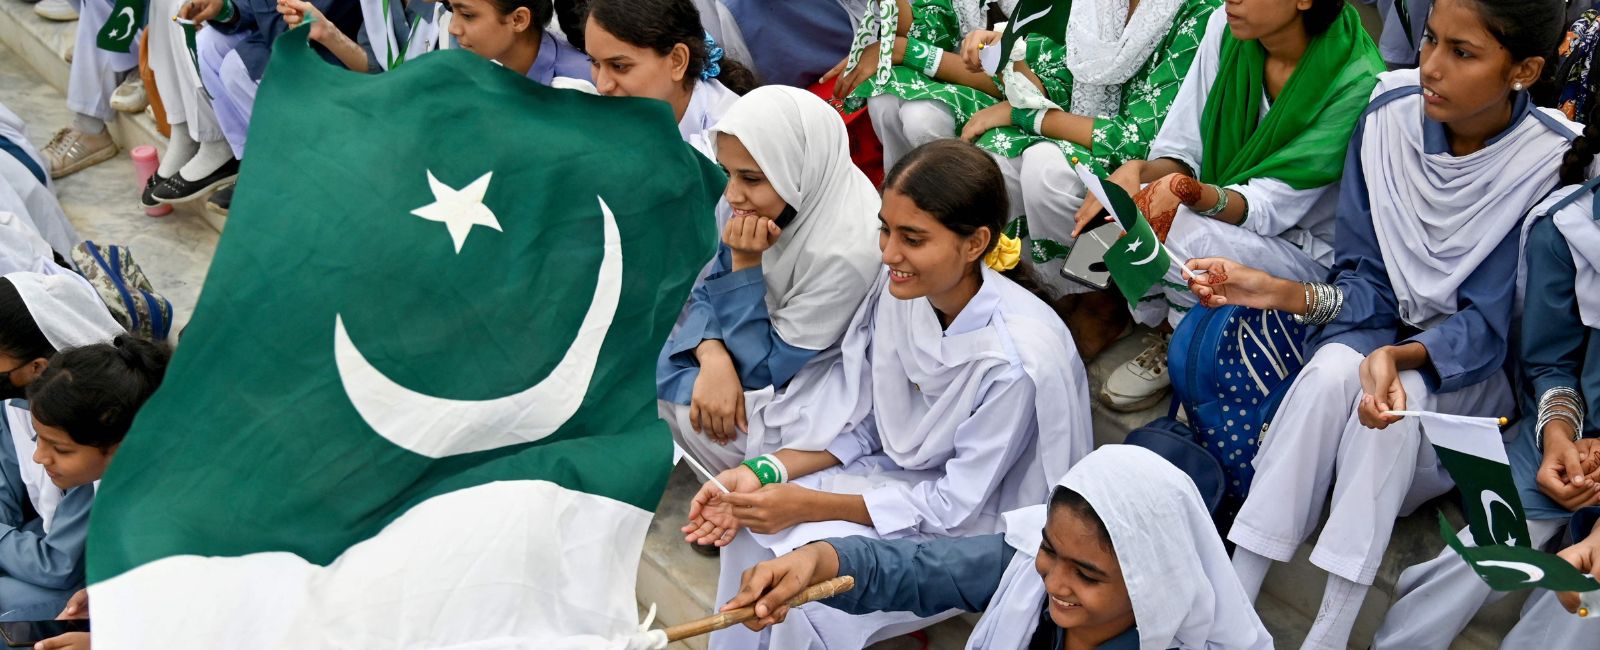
top-left (1072, 0), bottom-right (1381, 410)
top-left (585, 0), bottom-right (759, 158)
top-left (1185, 1), bottom-right (1575, 646)
top-left (683, 139), bottom-right (1092, 649)
top-left (1, 335), bottom-right (169, 621)
top-left (824, 0), bottom-right (1041, 173)
top-left (0, 103), bottom-right (79, 261)
top-left (722, 445), bottom-right (1270, 650)
top-left (1373, 67), bottom-right (1600, 648)
top-left (952, 0), bottom-right (1221, 359)
top-left (0, 274), bottom-right (127, 620)
top-left (283, 0), bottom-right (591, 83)
top-left (656, 86), bottom-right (881, 475)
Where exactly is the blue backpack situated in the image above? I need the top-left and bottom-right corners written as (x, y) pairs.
top-left (1169, 305), bottom-right (1308, 521)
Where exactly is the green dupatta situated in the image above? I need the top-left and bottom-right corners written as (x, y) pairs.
top-left (1198, 4), bottom-right (1383, 189)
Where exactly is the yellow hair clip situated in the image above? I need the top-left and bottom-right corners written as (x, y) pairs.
top-left (985, 233), bottom-right (1022, 272)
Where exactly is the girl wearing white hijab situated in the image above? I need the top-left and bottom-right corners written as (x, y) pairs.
top-left (0, 272), bottom-right (123, 620)
top-left (657, 86), bottom-right (883, 473)
top-left (683, 140), bottom-right (1091, 649)
top-left (1185, 2), bottom-right (1575, 647)
top-left (720, 445), bottom-right (1270, 650)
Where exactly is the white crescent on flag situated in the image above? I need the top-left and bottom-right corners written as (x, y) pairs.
top-left (1480, 490), bottom-right (1520, 546)
top-left (1476, 560), bottom-right (1545, 584)
top-left (334, 195), bottom-right (622, 458)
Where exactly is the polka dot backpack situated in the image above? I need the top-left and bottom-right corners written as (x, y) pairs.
top-left (1168, 304), bottom-right (1308, 523)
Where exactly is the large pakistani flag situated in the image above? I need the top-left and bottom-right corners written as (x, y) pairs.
top-left (85, 29), bottom-right (722, 648)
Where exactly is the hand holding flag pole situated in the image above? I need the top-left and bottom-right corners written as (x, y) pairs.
top-left (663, 577), bottom-right (856, 642)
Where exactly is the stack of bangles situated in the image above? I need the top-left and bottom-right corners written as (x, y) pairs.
top-left (1292, 282), bottom-right (1344, 326)
top-left (1194, 183), bottom-right (1229, 217)
top-left (741, 453), bottom-right (789, 486)
top-left (1536, 386), bottom-right (1586, 451)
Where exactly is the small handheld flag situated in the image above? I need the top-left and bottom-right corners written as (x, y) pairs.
top-left (97, 0), bottom-right (146, 53)
top-left (1413, 410), bottom-right (1530, 547)
top-left (1074, 163), bottom-right (1176, 306)
top-left (996, 0), bottom-right (1070, 72)
top-left (1439, 513), bottom-right (1600, 593)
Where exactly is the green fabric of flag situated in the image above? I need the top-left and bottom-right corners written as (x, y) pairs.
top-left (83, 29), bottom-right (722, 647)
top-left (1197, 4), bottom-right (1382, 190)
top-left (1439, 513), bottom-right (1600, 592)
top-left (997, 0), bottom-right (1070, 72)
top-left (1076, 164), bottom-right (1170, 306)
top-left (1434, 446), bottom-right (1532, 548)
top-left (178, 20), bottom-right (213, 99)
top-left (96, 0), bottom-right (146, 53)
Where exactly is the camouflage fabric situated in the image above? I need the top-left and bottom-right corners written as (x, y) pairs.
top-left (71, 241), bottom-right (174, 342)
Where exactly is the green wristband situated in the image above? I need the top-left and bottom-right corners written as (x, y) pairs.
top-left (741, 455), bottom-right (787, 486)
top-left (1012, 107), bottom-right (1045, 135)
top-left (215, 0), bottom-right (235, 23)
top-left (902, 39), bottom-right (942, 78)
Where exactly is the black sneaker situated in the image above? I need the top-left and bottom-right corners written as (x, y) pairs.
top-left (140, 172), bottom-right (168, 208)
top-left (206, 183), bottom-right (234, 219)
top-left (152, 158), bottom-right (239, 204)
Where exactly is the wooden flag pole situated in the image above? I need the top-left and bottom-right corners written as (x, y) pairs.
top-left (663, 576), bottom-right (856, 642)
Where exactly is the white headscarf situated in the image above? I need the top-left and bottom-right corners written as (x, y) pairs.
top-left (706, 86), bottom-right (883, 350)
top-left (1064, 0), bottom-right (1184, 118)
top-left (6, 272), bottom-right (124, 352)
top-left (1364, 69), bottom-right (1577, 328)
top-left (0, 212), bottom-right (73, 278)
top-left (968, 446), bottom-right (1271, 650)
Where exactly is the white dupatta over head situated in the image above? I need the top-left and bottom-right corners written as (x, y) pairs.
top-left (1362, 70), bottom-right (1577, 328)
top-left (967, 445), bottom-right (1270, 650)
top-left (706, 86), bottom-right (883, 351)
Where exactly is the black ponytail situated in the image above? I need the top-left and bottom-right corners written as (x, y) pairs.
top-left (1561, 108), bottom-right (1600, 186)
top-left (586, 0), bottom-right (760, 95)
top-left (553, 0), bottom-right (588, 50)
top-left (882, 140), bottom-right (1052, 304)
top-left (0, 278), bottom-right (55, 363)
top-left (29, 335), bottom-right (171, 449)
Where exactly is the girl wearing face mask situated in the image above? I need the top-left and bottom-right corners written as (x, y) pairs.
top-left (0, 274), bottom-right (125, 620)
top-left (1185, 1), bottom-right (1575, 647)
top-left (656, 87), bottom-right (881, 484)
top-left (722, 445), bottom-right (1271, 650)
top-left (584, 0), bottom-right (758, 158)
top-left (682, 139), bottom-right (1091, 650)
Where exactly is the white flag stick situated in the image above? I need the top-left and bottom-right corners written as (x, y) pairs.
top-left (1382, 410), bottom-right (1508, 427)
top-left (680, 450), bottom-right (730, 494)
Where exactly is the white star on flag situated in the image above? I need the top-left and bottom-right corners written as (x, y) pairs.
top-left (1125, 237), bottom-right (1143, 253)
top-left (411, 170), bottom-right (503, 253)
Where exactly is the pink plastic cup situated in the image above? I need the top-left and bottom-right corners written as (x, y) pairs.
top-left (130, 145), bottom-right (172, 217)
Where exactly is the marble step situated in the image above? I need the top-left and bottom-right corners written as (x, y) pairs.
top-left (0, 0), bottom-right (220, 233)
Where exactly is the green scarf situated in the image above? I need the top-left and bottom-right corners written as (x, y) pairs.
top-left (1198, 5), bottom-right (1383, 189)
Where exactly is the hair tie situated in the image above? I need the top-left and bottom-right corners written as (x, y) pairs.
top-left (985, 233), bottom-right (1022, 272)
top-left (701, 31), bottom-right (724, 81)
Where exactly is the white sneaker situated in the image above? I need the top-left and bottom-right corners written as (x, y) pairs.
top-left (34, 0), bottom-right (78, 22)
top-left (111, 77), bottom-right (148, 113)
top-left (1100, 331), bottom-right (1172, 412)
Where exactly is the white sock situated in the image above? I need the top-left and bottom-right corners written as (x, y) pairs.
top-left (178, 140), bottom-right (234, 182)
top-left (72, 113), bottom-right (105, 135)
top-left (1231, 548), bottom-right (1272, 604)
top-left (1301, 575), bottom-right (1367, 650)
top-left (159, 125), bottom-right (198, 178)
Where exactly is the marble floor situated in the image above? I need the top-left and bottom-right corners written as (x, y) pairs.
top-left (1, 39), bottom-right (218, 335)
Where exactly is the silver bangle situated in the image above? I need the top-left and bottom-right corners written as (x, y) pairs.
top-left (1292, 282), bottom-right (1344, 326)
top-left (1196, 183), bottom-right (1229, 217)
top-left (1536, 386), bottom-right (1586, 452)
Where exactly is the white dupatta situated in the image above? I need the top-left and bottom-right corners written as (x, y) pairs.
top-left (706, 87), bottom-right (883, 351)
top-left (1063, 0), bottom-right (1184, 117)
top-left (967, 446), bottom-right (1270, 650)
top-left (1363, 70), bottom-right (1577, 328)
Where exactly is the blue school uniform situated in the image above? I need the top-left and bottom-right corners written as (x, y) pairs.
top-left (211, 0), bottom-right (367, 81)
top-left (656, 246), bottom-right (818, 404)
top-left (0, 402), bottom-right (90, 621)
top-left (1510, 214), bottom-right (1600, 520)
top-left (526, 31), bottom-right (592, 85)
